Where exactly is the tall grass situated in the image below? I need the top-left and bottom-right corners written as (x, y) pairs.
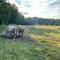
top-left (0, 25), bottom-right (60, 60)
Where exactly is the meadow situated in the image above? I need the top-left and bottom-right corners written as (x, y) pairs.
top-left (0, 25), bottom-right (60, 60)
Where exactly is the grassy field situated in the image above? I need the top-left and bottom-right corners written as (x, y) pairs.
top-left (0, 25), bottom-right (60, 60)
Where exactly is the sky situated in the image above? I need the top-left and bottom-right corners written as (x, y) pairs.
top-left (8, 0), bottom-right (60, 19)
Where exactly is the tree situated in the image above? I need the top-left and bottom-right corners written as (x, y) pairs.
top-left (15, 13), bottom-right (25, 25)
top-left (0, 0), bottom-right (25, 25)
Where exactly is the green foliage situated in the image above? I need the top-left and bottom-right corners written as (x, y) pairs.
top-left (0, 0), bottom-right (25, 25)
top-left (15, 13), bottom-right (25, 25)
top-left (26, 17), bottom-right (60, 25)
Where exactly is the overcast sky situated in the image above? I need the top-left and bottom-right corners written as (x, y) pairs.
top-left (8, 0), bottom-right (60, 19)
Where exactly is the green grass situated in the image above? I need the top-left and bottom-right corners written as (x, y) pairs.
top-left (0, 25), bottom-right (60, 60)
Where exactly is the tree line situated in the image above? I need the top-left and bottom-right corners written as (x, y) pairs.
top-left (0, 0), bottom-right (60, 25)
top-left (25, 17), bottom-right (60, 25)
top-left (0, 0), bottom-right (25, 25)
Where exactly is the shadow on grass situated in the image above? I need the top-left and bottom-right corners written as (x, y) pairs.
top-left (0, 35), bottom-right (5, 38)
top-left (0, 34), bottom-right (38, 45)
